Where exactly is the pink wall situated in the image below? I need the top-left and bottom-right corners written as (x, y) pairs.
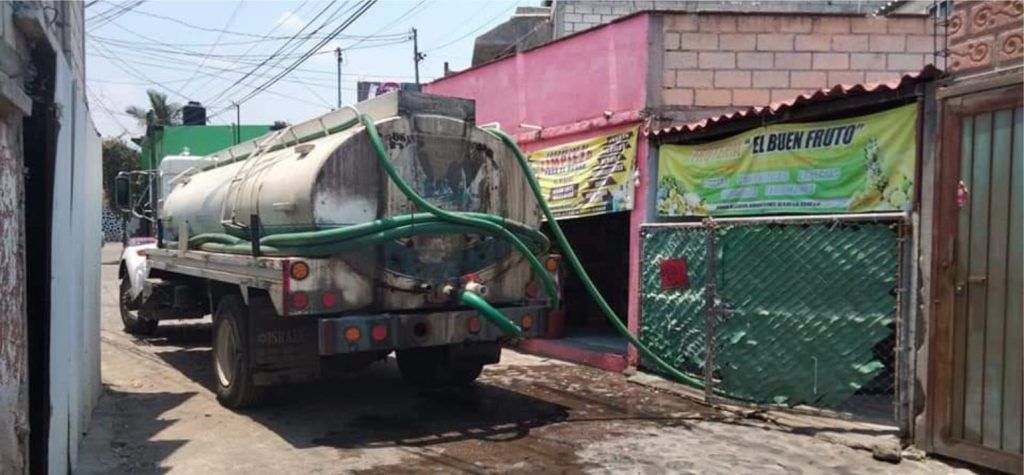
top-left (425, 14), bottom-right (651, 369)
top-left (424, 14), bottom-right (650, 144)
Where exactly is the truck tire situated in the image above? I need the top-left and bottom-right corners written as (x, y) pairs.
top-left (396, 346), bottom-right (484, 388)
top-left (212, 295), bottom-right (264, 408)
top-left (119, 276), bottom-right (158, 335)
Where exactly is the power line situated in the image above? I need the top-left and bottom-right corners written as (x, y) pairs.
top-left (87, 49), bottom-right (351, 104)
top-left (89, 38), bottom-right (192, 102)
top-left (203, 1), bottom-right (341, 107)
top-left (115, 5), bottom-right (402, 41)
top-left (425, 1), bottom-right (519, 52)
top-left (87, 0), bottom-right (146, 31)
top-left (89, 32), bottom-right (407, 48)
top-left (91, 35), bottom-right (406, 61)
top-left (181, 1), bottom-right (245, 91)
top-left (217, 0), bottom-right (377, 116)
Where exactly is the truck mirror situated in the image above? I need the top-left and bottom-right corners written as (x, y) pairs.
top-left (114, 174), bottom-right (131, 212)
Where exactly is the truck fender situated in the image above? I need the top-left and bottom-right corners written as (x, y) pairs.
top-left (120, 243), bottom-right (157, 299)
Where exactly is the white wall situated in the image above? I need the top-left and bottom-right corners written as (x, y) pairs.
top-left (47, 52), bottom-right (102, 475)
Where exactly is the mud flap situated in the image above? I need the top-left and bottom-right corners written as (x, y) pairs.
top-left (247, 294), bottom-right (320, 386)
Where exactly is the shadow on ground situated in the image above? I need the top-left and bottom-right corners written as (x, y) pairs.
top-left (84, 386), bottom-right (198, 474)
top-left (148, 322), bottom-right (581, 453)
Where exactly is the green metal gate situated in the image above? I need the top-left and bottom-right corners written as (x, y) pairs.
top-left (640, 216), bottom-right (904, 418)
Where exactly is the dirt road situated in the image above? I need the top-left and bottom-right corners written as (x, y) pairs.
top-left (79, 245), bottom-right (974, 474)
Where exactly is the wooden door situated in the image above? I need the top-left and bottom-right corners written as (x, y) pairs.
top-left (930, 82), bottom-right (1023, 474)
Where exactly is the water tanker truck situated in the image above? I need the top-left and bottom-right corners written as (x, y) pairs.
top-left (115, 92), bottom-right (560, 408)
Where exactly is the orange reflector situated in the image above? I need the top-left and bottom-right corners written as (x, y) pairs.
top-left (344, 327), bottom-right (361, 343)
top-left (521, 314), bottom-right (534, 330)
top-left (371, 325), bottom-right (388, 341)
top-left (544, 257), bottom-right (558, 272)
top-left (290, 261), bottom-right (310, 280)
top-left (468, 316), bottom-right (482, 334)
top-left (291, 292), bottom-right (309, 310)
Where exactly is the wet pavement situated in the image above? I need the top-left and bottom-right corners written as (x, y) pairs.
top-left (79, 245), bottom-right (977, 474)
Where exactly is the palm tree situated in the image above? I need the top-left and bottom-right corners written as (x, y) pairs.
top-left (125, 89), bottom-right (182, 127)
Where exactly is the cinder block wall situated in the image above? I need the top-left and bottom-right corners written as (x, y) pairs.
top-left (659, 14), bottom-right (935, 109)
top-left (555, 0), bottom-right (891, 38)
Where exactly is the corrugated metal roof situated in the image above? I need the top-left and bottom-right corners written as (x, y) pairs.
top-left (650, 65), bottom-right (940, 137)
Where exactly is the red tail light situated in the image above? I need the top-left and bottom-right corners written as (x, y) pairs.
top-left (467, 316), bottom-right (482, 334)
top-left (371, 325), bottom-right (388, 342)
top-left (322, 292), bottom-right (337, 308)
top-left (291, 292), bottom-right (309, 310)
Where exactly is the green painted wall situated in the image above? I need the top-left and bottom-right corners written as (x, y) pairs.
top-left (141, 125), bottom-right (271, 168)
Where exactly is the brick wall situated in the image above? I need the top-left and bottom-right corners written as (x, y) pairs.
top-left (659, 13), bottom-right (935, 110)
top-left (946, 0), bottom-right (1023, 78)
top-left (555, 0), bottom-right (890, 38)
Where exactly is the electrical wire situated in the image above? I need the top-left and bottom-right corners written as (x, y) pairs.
top-left (87, 0), bottom-right (146, 31)
top-left (213, 0), bottom-right (377, 116)
top-left (203, 1), bottom-right (342, 107)
top-left (114, 6), bottom-right (406, 41)
top-left (425, 1), bottom-right (519, 52)
top-left (181, 1), bottom-right (245, 91)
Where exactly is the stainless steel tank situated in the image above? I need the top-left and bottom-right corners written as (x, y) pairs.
top-left (159, 92), bottom-right (538, 311)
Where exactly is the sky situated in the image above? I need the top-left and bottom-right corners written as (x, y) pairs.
top-left (86, 0), bottom-right (537, 139)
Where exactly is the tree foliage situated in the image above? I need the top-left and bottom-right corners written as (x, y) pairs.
top-left (102, 138), bottom-right (140, 192)
top-left (125, 89), bottom-right (181, 127)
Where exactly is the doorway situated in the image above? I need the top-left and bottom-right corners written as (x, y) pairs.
top-left (545, 211), bottom-right (629, 354)
top-left (929, 82), bottom-right (1022, 474)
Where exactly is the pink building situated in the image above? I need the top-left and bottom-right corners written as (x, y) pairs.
top-left (425, 10), bottom-right (934, 371)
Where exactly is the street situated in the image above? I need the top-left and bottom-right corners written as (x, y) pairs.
top-left (79, 244), bottom-right (974, 474)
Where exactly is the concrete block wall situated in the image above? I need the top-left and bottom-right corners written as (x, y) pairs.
top-left (659, 14), bottom-right (935, 109)
top-left (554, 0), bottom-right (892, 38)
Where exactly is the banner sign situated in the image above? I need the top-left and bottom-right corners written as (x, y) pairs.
top-left (657, 104), bottom-right (917, 217)
top-left (526, 127), bottom-right (638, 219)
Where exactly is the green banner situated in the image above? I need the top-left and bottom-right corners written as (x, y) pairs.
top-left (657, 104), bottom-right (917, 216)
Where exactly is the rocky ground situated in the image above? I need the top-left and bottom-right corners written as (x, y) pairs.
top-left (78, 244), bottom-right (979, 474)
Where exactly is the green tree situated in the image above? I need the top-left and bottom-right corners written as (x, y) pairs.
top-left (125, 89), bottom-right (181, 127)
top-left (102, 138), bottom-right (140, 193)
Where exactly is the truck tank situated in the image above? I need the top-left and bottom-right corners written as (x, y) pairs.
top-left (159, 92), bottom-right (540, 312)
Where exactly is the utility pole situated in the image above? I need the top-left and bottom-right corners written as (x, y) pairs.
top-left (234, 102), bottom-right (241, 145)
top-left (335, 47), bottom-right (342, 108)
top-left (412, 28), bottom-right (425, 85)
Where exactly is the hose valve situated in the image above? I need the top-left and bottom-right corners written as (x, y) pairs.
top-left (464, 281), bottom-right (489, 297)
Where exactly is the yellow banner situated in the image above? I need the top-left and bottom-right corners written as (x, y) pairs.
top-left (657, 104), bottom-right (917, 216)
top-left (527, 127), bottom-right (638, 219)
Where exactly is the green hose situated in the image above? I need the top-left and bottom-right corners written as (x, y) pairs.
top-left (355, 113), bottom-right (561, 309)
top-left (192, 221), bottom-right (547, 258)
top-left (484, 129), bottom-right (706, 388)
top-left (460, 291), bottom-right (523, 337)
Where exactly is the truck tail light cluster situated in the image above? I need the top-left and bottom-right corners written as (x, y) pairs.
top-left (526, 254), bottom-right (563, 305)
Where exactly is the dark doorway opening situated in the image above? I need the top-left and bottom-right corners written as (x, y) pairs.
top-left (544, 212), bottom-right (629, 354)
top-left (23, 42), bottom-right (57, 475)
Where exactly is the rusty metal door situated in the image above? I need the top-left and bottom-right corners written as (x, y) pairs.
top-left (931, 83), bottom-right (1022, 474)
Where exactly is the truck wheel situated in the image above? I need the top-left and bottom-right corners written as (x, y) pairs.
top-left (212, 295), bottom-right (263, 408)
top-left (119, 276), bottom-right (158, 335)
top-left (396, 346), bottom-right (484, 388)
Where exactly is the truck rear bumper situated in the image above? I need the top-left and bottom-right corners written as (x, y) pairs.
top-left (318, 305), bottom-right (546, 356)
